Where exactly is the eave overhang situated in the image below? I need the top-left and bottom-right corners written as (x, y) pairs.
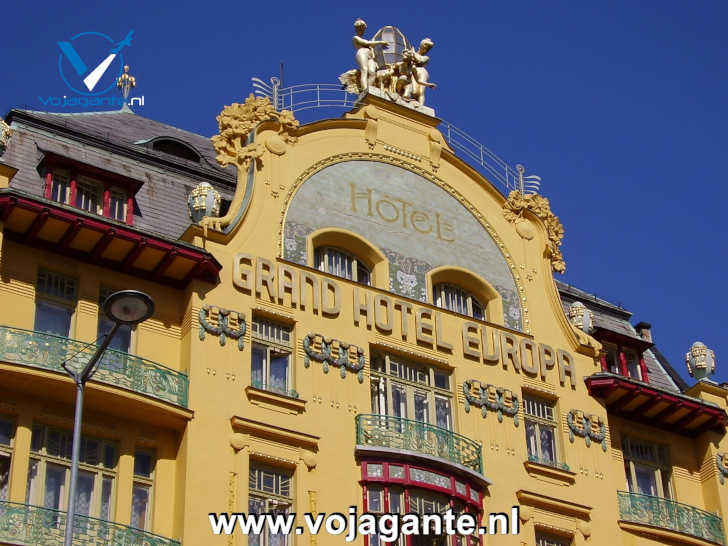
top-left (585, 372), bottom-right (728, 436)
top-left (0, 189), bottom-right (221, 288)
top-left (592, 327), bottom-right (653, 352)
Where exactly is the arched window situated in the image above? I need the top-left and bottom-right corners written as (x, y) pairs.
top-left (433, 283), bottom-right (485, 320)
top-left (315, 246), bottom-right (371, 285)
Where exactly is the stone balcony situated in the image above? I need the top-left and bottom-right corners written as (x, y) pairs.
top-left (0, 325), bottom-right (188, 408)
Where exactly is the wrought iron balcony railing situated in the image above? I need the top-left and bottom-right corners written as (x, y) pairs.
top-left (618, 490), bottom-right (725, 545)
top-left (0, 325), bottom-right (188, 407)
top-left (0, 500), bottom-right (180, 545)
top-left (355, 414), bottom-right (483, 474)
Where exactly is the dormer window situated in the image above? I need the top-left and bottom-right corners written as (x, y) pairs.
top-left (150, 138), bottom-right (201, 162)
top-left (433, 283), bottom-right (485, 320)
top-left (602, 342), bottom-right (645, 381)
top-left (44, 168), bottom-right (133, 225)
top-left (315, 246), bottom-right (371, 285)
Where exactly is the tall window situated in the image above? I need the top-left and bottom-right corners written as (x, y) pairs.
top-left (34, 270), bottom-right (77, 337)
top-left (0, 417), bottom-right (14, 501)
top-left (315, 246), bottom-right (370, 285)
top-left (98, 287), bottom-right (132, 353)
top-left (248, 463), bottom-right (293, 546)
top-left (604, 343), bottom-right (642, 380)
top-left (433, 283), bottom-right (484, 320)
top-left (131, 450), bottom-right (155, 530)
top-left (623, 437), bottom-right (672, 498)
top-left (50, 171), bottom-right (70, 204)
top-left (536, 532), bottom-right (572, 546)
top-left (26, 424), bottom-right (117, 521)
top-left (251, 318), bottom-right (293, 396)
top-left (370, 351), bottom-right (453, 430)
top-left (76, 178), bottom-right (102, 214)
top-left (108, 189), bottom-right (127, 222)
top-left (524, 396), bottom-right (559, 466)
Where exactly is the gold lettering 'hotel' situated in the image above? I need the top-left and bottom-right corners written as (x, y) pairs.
top-left (0, 21), bottom-right (726, 546)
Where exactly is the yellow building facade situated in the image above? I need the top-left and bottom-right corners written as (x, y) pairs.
top-left (0, 50), bottom-right (727, 546)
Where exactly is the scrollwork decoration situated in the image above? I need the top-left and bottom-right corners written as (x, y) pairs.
top-left (303, 333), bottom-right (365, 383)
top-left (567, 409), bottom-right (607, 452)
top-left (462, 380), bottom-right (519, 426)
top-left (717, 453), bottom-right (728, 484)
top-left (199, 305), bottom-right (246, 350)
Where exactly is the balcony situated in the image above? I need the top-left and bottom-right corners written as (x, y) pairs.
top-left (0, 325), bottom-right (188, 408)
top-left (355, 413), bottom-right (482, 474)
top-left (618, 491), bottom-right (725, 545)
top-left (0, 501), bottom-right (180, 545)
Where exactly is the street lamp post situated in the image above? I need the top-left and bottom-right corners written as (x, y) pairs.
top-left (62, 290), bottom-right (154, 546)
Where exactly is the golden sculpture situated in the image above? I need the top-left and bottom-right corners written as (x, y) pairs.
top-left (503, 190), bottom-right (566, 273)
top-left (339, 20), bottom-right (436, 108)
top-left (0, 119), bottom-right (11, 150)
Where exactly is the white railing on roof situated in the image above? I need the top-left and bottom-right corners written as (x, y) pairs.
top-left (251, 78), bottom-right (540, 196)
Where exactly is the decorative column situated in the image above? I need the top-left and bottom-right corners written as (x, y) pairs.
top-left (618, 347), bottom-right (628, 377)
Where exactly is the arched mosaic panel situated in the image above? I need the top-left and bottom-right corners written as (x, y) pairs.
top-left (283, 160), bottom-right (522, 331)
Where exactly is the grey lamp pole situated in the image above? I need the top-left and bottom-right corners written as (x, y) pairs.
top-left (62, 290), bottom-right (154, 546)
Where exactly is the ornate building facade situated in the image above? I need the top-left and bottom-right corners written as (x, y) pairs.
top-left (0, 25), bottom-right (727, 546)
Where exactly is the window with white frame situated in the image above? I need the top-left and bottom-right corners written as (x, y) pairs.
top-left (524, 395), bottom-right (559, 466)
top-left (315, 246), bottom-right (371, 285)
top-left (370, 351), bottom-right (453, 431)
top-left (248, 463), bottom-right (293, 546)
top-left (25, 424), bottom-right (117, 522)
top-left (108, 189), bottom-right (127, 222)
top-left (50, 170), bottom-right (70, 204)
top-left (0, 417), bottom-right (14, 501)
top-left (251, 317), bottom-right (293, 396)
top-left (34, 270), bottom-right (77, 337)
top-left (131, 449), bottom-right (155, 530)
top-left (536, 531), bottom-right (572, 546)
top-left (75, 177), bottom-right (102, 215)
top-left (623, 437), bottom-right (672, 498)
top-left (433, 283), bottom-right (485, 320)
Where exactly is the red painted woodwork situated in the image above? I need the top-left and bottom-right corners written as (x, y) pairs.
top-left (126, 196), bottom-right (134, 225)
top-left (102, 188), bottom-right (110, 217)
top-left (43, 172), bottom-right (53, 199)
top-left (69, 172), bottom-right (77, 207)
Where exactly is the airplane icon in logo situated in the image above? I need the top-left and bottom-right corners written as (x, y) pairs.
top-left (57, 31), bottom-right (134, 92)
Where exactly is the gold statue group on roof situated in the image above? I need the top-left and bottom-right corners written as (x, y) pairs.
top-left (339, 19), bottom-right (436, 109)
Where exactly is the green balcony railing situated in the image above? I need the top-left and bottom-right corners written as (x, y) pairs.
top-left (0, 500), bottom-right (180, 545)
top-left (618, 491), bottom-right (725, 545)
top-left (355, 414), bottom-right (483, 474)
top-left (0, 325), bottom-right (188, 407)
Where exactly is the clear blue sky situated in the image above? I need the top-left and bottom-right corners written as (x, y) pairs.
top-left (4, 1), bottom-right (727, 385)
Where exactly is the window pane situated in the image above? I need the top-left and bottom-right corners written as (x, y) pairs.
top-left (51, 174), bottom-right (69, 203)
top-left (25, 459), bottom-right (38, 504)
top-left (269, 351), bottom-right (290, 393)
top-left (109, 191), bottom-right (126, 221)
top-left (435, 397), bottom-right (452, 430)
top-left (100, 477), bottom-right (113, 520)
top-left (44, 463), bottom-right (66, 510)
top-left (540, 426), bottom-right (556, 464)
top-left (251, 344), bottom-right (266, 388)
top-left (392, 385), bottom-right (408, 420)
top-left (131, 483), bottom-right (150, 530)
top-left (634, 464), bottom-right (657, 496)
top-left (0, 419), bottom-right (12, 446)
top-left (74, 470), bottom-right (95, 516)
top-left (0, 454), bottom-right (10, 501)
top-left (248, 496), bottom-right (266, 546)
top-left (414, 392), bottom-right (429, 424)
top-left (368, 487), bottom-right (383, 512)
top-left (98, 318), bottom-right (132, 353)
top-left (525, 420), bottom-right (538, 459)
top-left (134, 451), bottom-right (153, 478)
top-left (34, 301), bottom-right (72, 337)
top-left (76, 182), bottom-right (100, 214)
top-left (433, 371), bottom-right (449, 390)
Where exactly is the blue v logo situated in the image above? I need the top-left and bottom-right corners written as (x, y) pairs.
top-left (57, 31), bottom-right (133, 96)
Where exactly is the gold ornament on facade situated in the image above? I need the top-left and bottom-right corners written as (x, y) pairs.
top-left (0, 119), bottom-right (11, 151)
top-left (116, 65), bottom-right (136, 101)
top-left (503, 190), bottom-right (566, 273)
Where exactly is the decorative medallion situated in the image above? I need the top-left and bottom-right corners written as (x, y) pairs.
top-left (462, 380), bottom-right (519, 425)
top-left (503, 190), bottom-right (566, 273)
top-left (686, 341), bottom-right (716, 380)
top-left (566, 409), bottom-right (607, 451)
top-left (199, 305), bottom-right (246, 350)
top-left (303, 333), bottom-right (365, 383)
top-left (716, 453), bottom-right (728, 484)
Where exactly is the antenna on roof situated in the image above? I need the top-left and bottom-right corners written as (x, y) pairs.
top-left (280, 61), bottom-right (285, 89)
top-left (516, 164), bottom-right (541, 195)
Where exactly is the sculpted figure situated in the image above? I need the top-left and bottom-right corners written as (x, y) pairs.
top-left (340, 19), bottom-right (389, 93)
top-left (402, 38), bottom-right (436, 106)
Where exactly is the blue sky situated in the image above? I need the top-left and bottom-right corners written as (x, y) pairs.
top-left (4, 1), bottom-right (727, 385)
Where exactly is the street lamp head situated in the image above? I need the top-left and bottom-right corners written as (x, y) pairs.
top-left (102, 290), bottom-right (154, 325)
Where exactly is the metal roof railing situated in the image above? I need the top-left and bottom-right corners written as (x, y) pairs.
top-left (251, 78), bottom-right (540, 196)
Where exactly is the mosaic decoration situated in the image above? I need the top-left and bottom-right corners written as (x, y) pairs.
top-left (717, 453), bottom-right (728, 485)
top-left (410, 467), bottom-right (451, 489)
top-left (462, 379), bottom-right (519, 426)
top-left (283, 160), bottom-right (524, 331)
top-left (198, 305), bottom-right (246, 350)
top-left (303, 333), bottom-right (365, 383)
top-left (566, 409), bottom-right (607, 451)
